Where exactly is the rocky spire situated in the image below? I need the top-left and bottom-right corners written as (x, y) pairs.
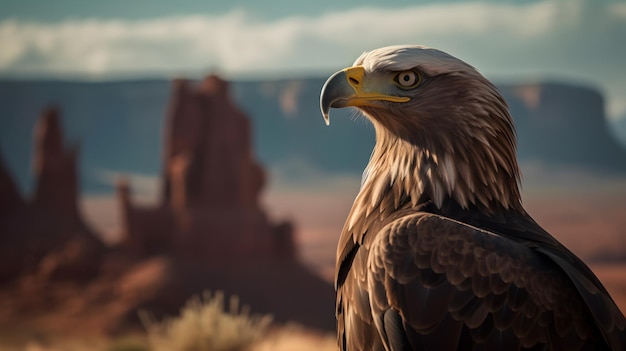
top-left (32, 107), bottom-right (79, 217)
top-left (163, 75), bottom-right (265, 211)
top-left (120, 75), bottom-right (287, 259)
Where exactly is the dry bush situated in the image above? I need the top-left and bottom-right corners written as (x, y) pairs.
top-left (140, 291), bottom-right (273, 351)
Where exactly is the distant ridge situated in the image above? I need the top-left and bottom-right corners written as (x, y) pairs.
top-left (499, 82), bottom-right (626, 173)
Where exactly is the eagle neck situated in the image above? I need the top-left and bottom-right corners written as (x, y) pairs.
top-left (346, 123), bottom-right (523, 232)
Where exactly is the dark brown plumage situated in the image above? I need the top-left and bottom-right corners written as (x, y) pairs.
top-left (320, 45), bottom-right (626, 350)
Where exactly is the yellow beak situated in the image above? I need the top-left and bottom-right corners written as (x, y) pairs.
top-left (319, 66), bottom-right (410, 125)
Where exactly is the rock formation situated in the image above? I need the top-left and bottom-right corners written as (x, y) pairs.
top-left (0, 75), bottom-right (336, 335)
top-left (32, 107), bottom-right (80, 217)
top-left (163, 77), bottom-right (265, 210)
top-left (116, 75), bottom-right (332, 329)
top-left (0, 108), bottom-right (105, 285)
top-left (118, 76), bottom-right (295, 261)
top-left (500, 83), bottom-right (626, 172)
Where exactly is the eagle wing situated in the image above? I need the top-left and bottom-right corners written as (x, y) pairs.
top-left (366, 212), bottom-right (626, 350)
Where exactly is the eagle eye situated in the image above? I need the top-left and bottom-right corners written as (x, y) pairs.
top-left (394, 71), bottom-right (421, 89)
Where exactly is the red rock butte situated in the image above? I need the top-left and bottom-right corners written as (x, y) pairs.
top-left (33, 107), bottom-right (80, 217)
top-left (0, 75), bottom-right (334, 334)
top-left (119, 75), bottom-right (289, 260)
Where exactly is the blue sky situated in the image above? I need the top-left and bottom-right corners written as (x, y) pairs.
top-left (1, 0), bottom-right (626, 119)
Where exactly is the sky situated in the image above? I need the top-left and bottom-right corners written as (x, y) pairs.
top-left (1, 0), bottom-right (626, 119)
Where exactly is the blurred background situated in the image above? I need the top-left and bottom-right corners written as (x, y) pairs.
top-left (1, 0), bottom-right (625, 350)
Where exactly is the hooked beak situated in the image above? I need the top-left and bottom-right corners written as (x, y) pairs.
top-left (319, 66), bottom-right (410, 125)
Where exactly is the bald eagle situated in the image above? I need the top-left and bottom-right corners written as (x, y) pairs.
top-left (320, 45), bottom-right (626, 350)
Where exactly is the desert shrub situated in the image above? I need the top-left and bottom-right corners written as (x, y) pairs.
top-left (140, 291), bottom-right (273, 351)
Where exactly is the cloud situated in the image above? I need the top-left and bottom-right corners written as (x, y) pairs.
top-left (1, 0), bottom-right (625, 117)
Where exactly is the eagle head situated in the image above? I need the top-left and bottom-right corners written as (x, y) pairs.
top-left (320, 45), bottom-right (522, 214)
